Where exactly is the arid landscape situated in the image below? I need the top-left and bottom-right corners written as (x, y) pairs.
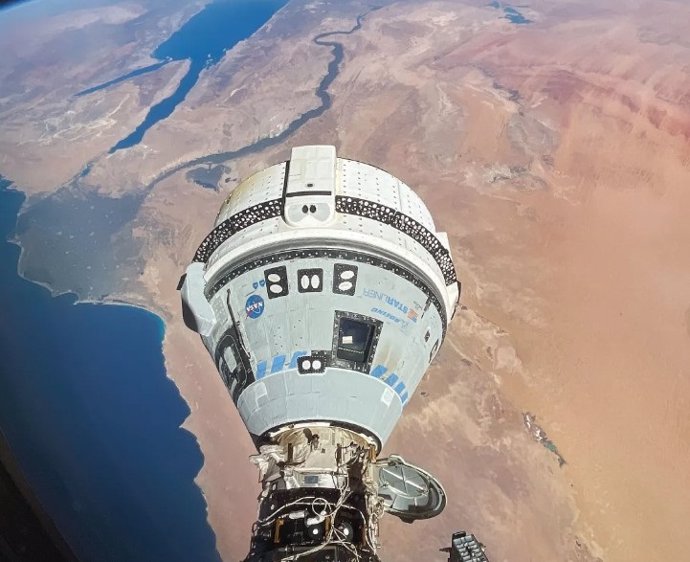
top-left (1, 0), bottom-right (689, 561)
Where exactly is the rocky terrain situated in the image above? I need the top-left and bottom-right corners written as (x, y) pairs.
top-left (2, 1), bottom-right (689, 561)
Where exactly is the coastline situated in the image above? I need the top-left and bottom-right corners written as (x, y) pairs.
top-left (0, 178), bottom-right (221, 561)
top-left (3, 7), bottom-right (377, 318)
top-left (5, 181), bottom-right (171, 324)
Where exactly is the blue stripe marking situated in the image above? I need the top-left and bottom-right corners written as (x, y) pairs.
top-left (370, 365), bottom-right (388, 379)
top-left (271, 354), bottom-right (286, 374)
top-left (370, 365), bottom-right (410, 406)
top-left (256, 361), bottom-right (267, 379)
top-left (288, 351), bottom-right (307, 368)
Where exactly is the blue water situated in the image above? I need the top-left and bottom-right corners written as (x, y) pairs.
top-left (106, 0), bottom-right (287, 153)
top-left (503, 6), bottom-right (532, 24)
top-left (75, 61), bottom-right (169, 97)
top-left (488, 2), bottom-right (532, 24)
top-left (0, 180), bottom-right (221, 562)
top-left (78, 162), bottom-right (93, 178)
top-left (148, 10), bottom-right (376, 190)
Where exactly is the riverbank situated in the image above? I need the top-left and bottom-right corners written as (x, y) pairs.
top-left (146, 8), bottom-right (378, 191)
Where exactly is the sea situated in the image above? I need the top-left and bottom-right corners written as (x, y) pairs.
top-left (105, 0), bottom-right (288, 153)
top-left (0, 183), bottom-right (221, 562)
top-left (0, 0), bottom-right (289, 560)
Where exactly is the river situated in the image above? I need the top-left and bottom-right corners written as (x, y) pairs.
top-left (75, 0), bottom-right (288, 153)
top-left (149, 9), bottom-right (376, 191)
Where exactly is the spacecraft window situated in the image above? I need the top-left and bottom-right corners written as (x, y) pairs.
top-left (215, 331), bottom-right (249, 400)
top-left (264, 266), bottom-right (289, 299)
top-left (332, 264), bottom-right (358, 295)
top-left (298, 268), bottom-right (323, 293)
top-left (336, 317), bottom-right (375, 363)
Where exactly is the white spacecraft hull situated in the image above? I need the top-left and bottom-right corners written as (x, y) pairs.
top-left (180, 146), bottom-right (488, 561)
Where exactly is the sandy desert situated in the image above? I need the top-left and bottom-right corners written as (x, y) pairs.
top-left (1, 1), bottom-right (689, 561)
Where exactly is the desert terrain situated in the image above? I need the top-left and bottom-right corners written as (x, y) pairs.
top-left (1, 0), bottom-right (689, 561)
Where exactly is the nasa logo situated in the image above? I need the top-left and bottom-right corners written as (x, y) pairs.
top-left (245, 294), bottom-right (265, 319)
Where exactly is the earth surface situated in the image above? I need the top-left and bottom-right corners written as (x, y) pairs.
top-left (1, 0), bottom-right (689, 561)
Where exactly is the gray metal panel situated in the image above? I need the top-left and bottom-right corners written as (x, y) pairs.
top-left (237, 368), bottom-right (402, 445)
top-left (217, 162), bottom-right (287, 220)
top-left (181, 263), bottom-right (216, 336)
top-left (338, 158), bottom-right (436, 230)
top-left (284, 145), bottom-right (337, 227)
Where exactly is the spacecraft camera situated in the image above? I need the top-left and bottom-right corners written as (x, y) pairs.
top-left (180, 146), bottom-right (488, 561)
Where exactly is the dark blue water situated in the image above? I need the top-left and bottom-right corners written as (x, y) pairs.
top-left (488, 2), bottom-right (532, 24)
top-left (503, 6), bottom-right (532, 24)
top-left (78, 162), bottom-right (93, 178)
top-left (106, 0), bottom-right (287, 153)
top-left (75, 61), bottom-right (169, 97)
top-left (148, 10), bottom-right (375, 191)
top-left (0, 180), bottom-right (221, 562)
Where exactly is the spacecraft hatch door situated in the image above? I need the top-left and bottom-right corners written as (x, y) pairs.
top-left (374, 454), bottom-right (446, 522)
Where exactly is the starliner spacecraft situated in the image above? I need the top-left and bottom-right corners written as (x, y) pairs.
top-left (180, 146), bottom-right (489, 561)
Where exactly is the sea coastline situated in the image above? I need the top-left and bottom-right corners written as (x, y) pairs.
top-left (0, 177), bottom-right (219, 562)
top-left (5, 182), bottom-right (171, 322)
top-left (2, 176), bottom-right (196, 433)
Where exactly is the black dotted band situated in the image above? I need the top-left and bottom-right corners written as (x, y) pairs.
top-left (192, 194), bottom-right (457, 285)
